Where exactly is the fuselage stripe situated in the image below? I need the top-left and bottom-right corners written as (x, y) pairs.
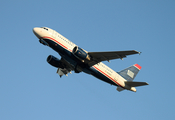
top-left (41, 36), bottom-right (72, 52)
top-left (93, 66), bottom-right (124, 88)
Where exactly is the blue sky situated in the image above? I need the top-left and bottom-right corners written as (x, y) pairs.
top-left (1, 0), bottom-right (175, 120)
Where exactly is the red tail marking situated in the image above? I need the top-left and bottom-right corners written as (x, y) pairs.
top-left (134, 64), bottom-right (142, 70)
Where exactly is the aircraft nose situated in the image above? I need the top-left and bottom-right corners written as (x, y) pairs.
top-left (33, 27), bottom-right (40, 38)
top-left (33, 27), bottom-right (39, 34)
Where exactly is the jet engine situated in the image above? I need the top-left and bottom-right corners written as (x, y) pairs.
top-left (47, 55), bottom-right (64, 68)
top-left (72, 46), bottom-right (91, 62)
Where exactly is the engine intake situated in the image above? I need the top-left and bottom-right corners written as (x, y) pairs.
top-left (72, 46), bottom-right (91, 62)
top-left (47, 55), bottom-right (64, 68)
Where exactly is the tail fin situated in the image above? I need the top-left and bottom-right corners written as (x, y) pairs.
top-left (117, 64), bottom-right (148, 92)
top-left (117, 64), bottom-right (142, 81)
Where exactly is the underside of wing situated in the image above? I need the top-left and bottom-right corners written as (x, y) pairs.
top-left (88, 50), bottom-right (140, 66)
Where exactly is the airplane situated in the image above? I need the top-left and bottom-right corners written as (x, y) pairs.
top-left (33, 27), bottom-right (148, 92)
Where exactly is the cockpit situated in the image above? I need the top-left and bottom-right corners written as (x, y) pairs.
top-left (41, 27), bottom-right (49, 31)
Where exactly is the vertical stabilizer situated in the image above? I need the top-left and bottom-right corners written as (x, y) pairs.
top-left (117, 64), bottom-right (148, 92)
top-left (117, 64), bottom-right (141, 81)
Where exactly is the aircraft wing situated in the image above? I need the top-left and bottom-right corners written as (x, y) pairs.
top-left (88, 50), bottom-right (140, 66)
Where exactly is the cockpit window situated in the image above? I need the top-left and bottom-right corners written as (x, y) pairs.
top-left (41, 27), bottom-right (48, 31)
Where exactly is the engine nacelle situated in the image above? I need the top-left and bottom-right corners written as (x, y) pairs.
top-left (72, 46), bottom-right (91, 62)
top-left (47, 55), bottom-right (64, 68)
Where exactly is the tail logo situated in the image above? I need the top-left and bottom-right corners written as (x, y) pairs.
top-left (127, 70), bottom-right (134, 78)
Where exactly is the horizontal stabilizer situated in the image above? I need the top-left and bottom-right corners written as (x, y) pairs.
top-left (117, 87), bottom-right (125, 92)
top-left (125, 81), bottom-right (149, 87)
